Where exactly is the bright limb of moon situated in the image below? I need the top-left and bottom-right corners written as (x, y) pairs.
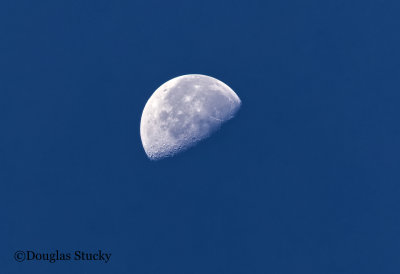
top-left (140, 74), bottom-right (241, 160)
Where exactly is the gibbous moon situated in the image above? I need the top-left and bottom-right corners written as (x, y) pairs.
top-left (140, 74), bottom-right (241, 160)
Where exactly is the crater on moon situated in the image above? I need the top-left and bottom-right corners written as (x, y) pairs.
top-left (140, 74), bottom-right (241, 160)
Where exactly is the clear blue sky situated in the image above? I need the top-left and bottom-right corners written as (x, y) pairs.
top-left (1, 1), bottom-right (399, 273)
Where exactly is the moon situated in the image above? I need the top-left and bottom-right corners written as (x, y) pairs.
top-left (140, 74), bottom-right (241, 160)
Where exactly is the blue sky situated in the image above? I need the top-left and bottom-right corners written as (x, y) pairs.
top-left (1, 1), bottom-right (399, 273)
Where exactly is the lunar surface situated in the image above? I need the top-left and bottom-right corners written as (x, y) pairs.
top-left (140, 74), bottom-right (241, 160)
